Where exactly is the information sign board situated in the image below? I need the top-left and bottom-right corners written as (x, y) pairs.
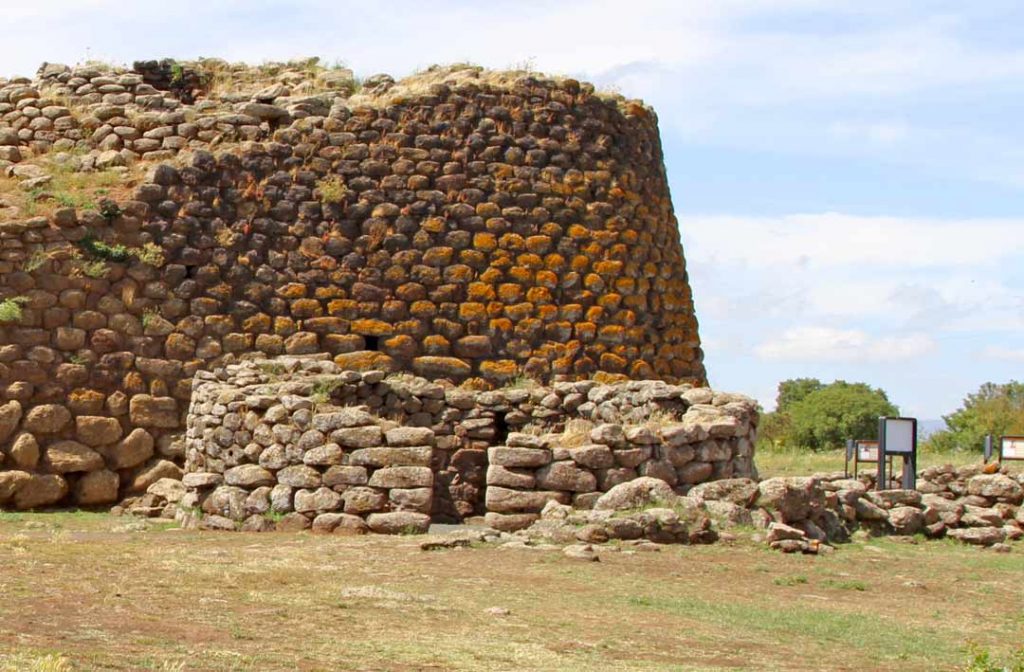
top-left (878, 417), bottom-right (918, 490)
top-left (856, 441), bottom-right (879, 462)
top-left (1002, 436), bottom-right (1024, 461)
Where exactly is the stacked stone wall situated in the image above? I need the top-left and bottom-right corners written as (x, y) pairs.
top-left (176, 356), bottom-right (756, 532)
top-left (0, 61), bottom-right (705, 510)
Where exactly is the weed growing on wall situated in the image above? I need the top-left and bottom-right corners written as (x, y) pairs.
top-left (141, 308), bottom-right (160, 330)
top-left (23, 250), bottom-right (52, 273)
top-left (132, 243), bottom-right (166, 267)
top-left (79, 260), bottom-right (109, 279)
top-left (0, 297), bottom-right (28, 323)
top-left (316, 175), bottom-right (349, 203)
top-left (79, 234), bottom-right (130, 263)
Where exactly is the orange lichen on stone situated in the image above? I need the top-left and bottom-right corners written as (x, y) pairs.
top-left (583, 274), bottom-right (605, 293)
top-left (575, 322), bottom-right (596, 342)
top-left (599, 352), bottom-right (628, 372)
top-left (514, 318), bottom-right (543, 339)
top-left (290, 299), bottom-right (323, 318)
top-left (478, 267), bottom-right (503, 284)
top-left (412, 356), bottom-right (472, 380)
top-left (497, 284), bottom-right (523, 303)
top-left (383, 334), bottom-right (418, 359)
top-left (473, 232), bottom-right (498, 251)
top-left (544, 321), bottom-right (573, 341)
top-left (458, 303), bottom-right (487, 322)
top-left (274, 317), bottom-right (297, 336)
top-left (327, 299), bottom-right (358, 318)
top-left (516, 253), bottom-right (543, 270)
top-left (567, 224), bottom-right (591, 240)
top-left (350, 319), bottom-right (394, 337)
top-left (333, 351), bottom-right (399, 372)
top-left (598, 325), bottom-right (626, 344)
top-left (504, 303), bottom-right (533, 322)
top-left (410, 300), bottom-right (437, 319)
top-left (526, 287), bottom-right (552, 304)
top-left (569, 256), bottom-right (589, 273)
top-left (593, 371), bottom-right (629, 384)
top-left (487, 318), bottom-right (513, 339)
top-left (277, 283), bottom-right (307, 299)
top-left (499, 233), bottom-right (525, 251)
top-left (525, 235), bottom-right (552, 254)
top-left (242, 313), bottom-right (272, 333)
top-left (507, 266), bottom-right (533, 284)
top-left (467, 282), bottom-right (496, 302)
top-left (422, 247), bottom-right (454, 266)
top-left (597, 293), bottom-right (622, 310)
top-left (536, 304), bottom-right (558, 321)
top-left (534, 270), bottom-right (558, 289)
top-left (422, 334), bottom-right (451, 355)
top-left (594, 260), bottom-right (623, 276)
top-left (422, 217), bottom-right (446, 234)
top-left (479, 359), bottom-right (519, 383)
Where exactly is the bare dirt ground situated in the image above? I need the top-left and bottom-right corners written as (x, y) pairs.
top-left (0, 512), bottom-right (1020, 671)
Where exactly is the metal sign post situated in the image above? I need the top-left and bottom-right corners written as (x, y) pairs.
top-left (984, 434), bottom-right (993, 464)
top-left (845, 439), bottom-right (855, 478)
top-left (1001, 436), bottom-right (1024, 463)
top-left (877, 417), bottom-right (917, 490)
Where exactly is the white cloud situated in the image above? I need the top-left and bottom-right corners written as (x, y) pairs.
top-left (755, 327), bottom-right (936, 362)
top-left (685, 213), bottom-right (1024, 269)
top-left (981, 346), bottom-right (1024, 362)
top-left (829, 120), bottom-right (909, 144)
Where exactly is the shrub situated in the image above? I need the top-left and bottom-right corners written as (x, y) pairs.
top-left (788, 383), bottom-right (898, 451)
top-left (927, 381), bottom-right (1024, 453)
top-left (960, 643), bottom-right (1024, 672)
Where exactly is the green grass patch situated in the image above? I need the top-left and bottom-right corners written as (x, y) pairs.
top-left (625, 592), bottom-right (966, 665)
top-left (772, 574), bottom-right (808, 587)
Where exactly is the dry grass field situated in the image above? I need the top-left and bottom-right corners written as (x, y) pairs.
top-left (0, 509), bottom-right (1021, 672)
top-left (754, 446), bottom-right (981, 478)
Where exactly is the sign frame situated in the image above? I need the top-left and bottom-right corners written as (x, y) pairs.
top-left (877, 416), bottom-right (918, 490)
top-left (1001, 435), bottom-right (1024, 462)
top-left (848, 439), bottom-right (890, 480)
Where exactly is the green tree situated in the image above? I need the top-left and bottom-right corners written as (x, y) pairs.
top-left (787, 381), bottom-right (898, 451)
top-left (776, 377), bottom-right (823, 413)
top-left (927, 381), bottom-right (1024, 452)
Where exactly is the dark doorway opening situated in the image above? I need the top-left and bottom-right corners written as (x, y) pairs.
top-left (494, 412), bottom-right (509, 445)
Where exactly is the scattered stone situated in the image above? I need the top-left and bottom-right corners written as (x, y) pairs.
top-left (563, 543), bottom-right (600, 561)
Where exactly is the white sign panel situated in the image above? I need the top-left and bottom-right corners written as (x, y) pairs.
top-left (882, 418), bottom-right (915, 454)
top-left (857, 441), bottom-right (879, 461)
top-left (1003, 437), bottom-right (1024, 460)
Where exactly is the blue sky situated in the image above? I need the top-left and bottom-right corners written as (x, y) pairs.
top-left (4, 1), bottom-right (1022, 419)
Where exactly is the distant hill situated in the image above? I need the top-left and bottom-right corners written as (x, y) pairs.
top-left (918, 419), bottom-right (946, 439)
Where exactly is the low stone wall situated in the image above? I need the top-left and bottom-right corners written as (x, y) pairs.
top-left (510, 464), bottom-right (1024, 556)
top-left (747, 465), bottom-right (1023, 551)
top-left (175, 355), bottom-right (757, 532)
